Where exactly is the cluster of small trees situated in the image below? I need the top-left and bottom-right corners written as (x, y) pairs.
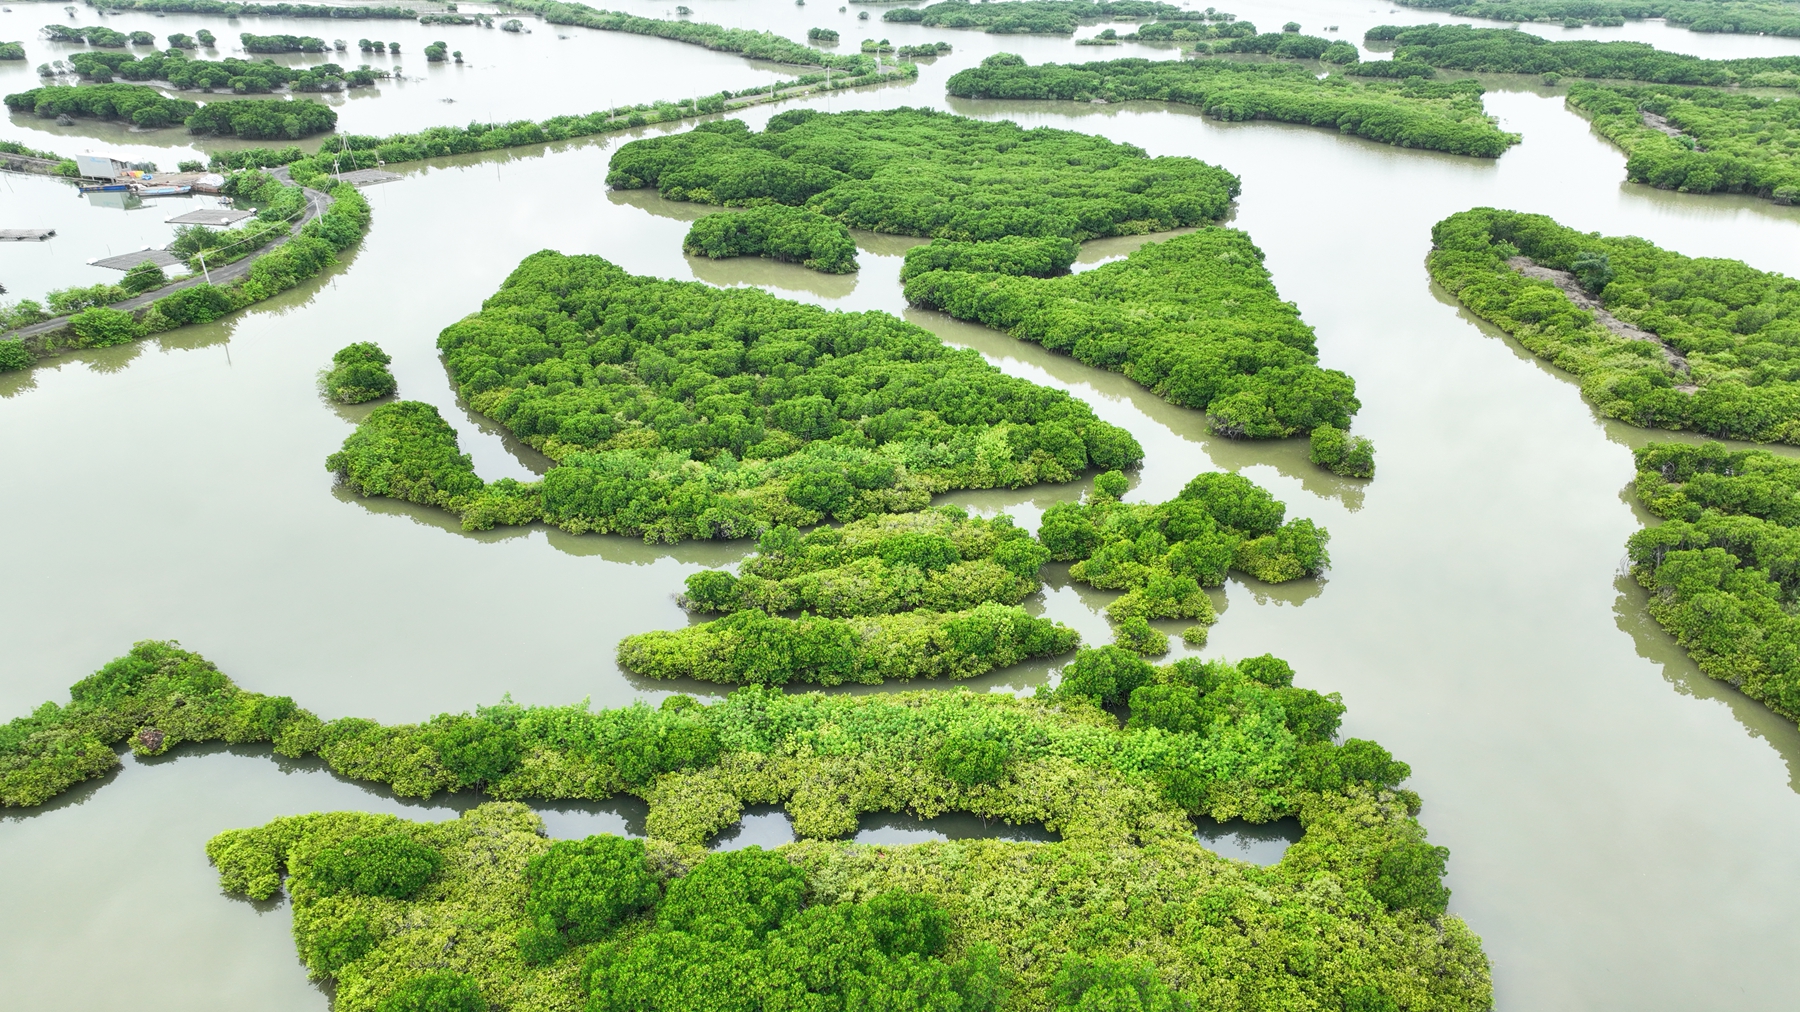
top-left (944, 53), bottom-right (1519, 157)
top-left (885, 0), bottom-right (1228, 34)
top-left (1429, 207), bottom-right (1800, 441)
top-left (1627, 442), bottom-right (1800, 722)
top-left (88, 1), bottom-right (418, 18)
top-left (682, 204), bottom-right (859, 274)
top-left (5, 82), bottom-right (197, 127)
top-left (46, 47), bottom-right (366, 92)
top-left (239, 32), bottom-right (328, 53)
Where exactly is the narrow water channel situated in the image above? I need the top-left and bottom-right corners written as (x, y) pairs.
top-left (3, 4), bottom-right (1800, 1010)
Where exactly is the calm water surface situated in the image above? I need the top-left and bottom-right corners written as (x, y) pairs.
top-left (4, 3), bottom-right (1800, 1010)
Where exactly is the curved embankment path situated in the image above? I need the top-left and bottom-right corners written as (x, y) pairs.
top-left (6, 176), bottom-right (332, 346)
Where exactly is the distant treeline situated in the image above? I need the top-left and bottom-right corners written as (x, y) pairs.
top-left (498, 0), bottom-right (878, 73)
top-left (1362, 24), bottom-right (1800, 85)
top-left (47, 48), bottom-right (379, 90)
top-left (88, 0), bottom-right (418, 17)
top-left (1392, 0), bottom-right (1800, 38)
top-left (6, 83), bottom-right (337, 136)
top-left (945, 54), bottom-right (1519, 158)
top-left (885, 0), bottom-right (1238, 34)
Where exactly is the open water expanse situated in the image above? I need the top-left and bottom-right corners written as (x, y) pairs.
top-left (3, 1), bottom-right (1800, 1009)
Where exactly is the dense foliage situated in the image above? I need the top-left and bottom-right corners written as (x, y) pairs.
top-left (0, 640), bottom-right (319, 807)
top-left (885, 0), bottom-right (1230, 34)
top-left (500, 0), bottom-right (877, 73)
top-left (326, 342), bottom-right (398, 403)
top-left (683, 205), bottom-right (859, 274)
top-left (330, 250), bottom-right (1142, 540)
top-left (4, 83), bottom-right (196, 128)
top-left (906, 228), bottom-right (1362, 440)
top-left (1362, 23), bottom-right (1800, 84)
top-left (1567, 83), bottom-right (1800, 205)
top-left (89, 0), bottom-right (419, 17)
top-left (617, 602), bottom-right (1080, 685)
top-left (1391, 0), bottom-right (1800, 38)
top-left (899, 235), bottom-right (1078, 282)
top-left (1042, 470), bottom-right (1329, 628)
top-left (1626, 441), bottom-right (1800, 724)
top-left (189, 640), bottom-right (1485, 1010)
top-left (1429, 207), bottom-right (1800, 442)
top-left (945, 54), bottom-right (1519, 158)
top-left (608, 108), bottom-right (1240, 241)
top-left (680, 506), bottom-right (1051, 617)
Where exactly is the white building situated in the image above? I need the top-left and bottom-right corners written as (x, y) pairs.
top-left (74, 153), bottom-right (129, 181)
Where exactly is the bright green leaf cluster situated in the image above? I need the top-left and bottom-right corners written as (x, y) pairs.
top-left (1043, 470), bottom-right (1328, 625)
top-left (616, 602), bottom-right (1080, 686)
top-left (680, 506), bottom-right (1049, 617)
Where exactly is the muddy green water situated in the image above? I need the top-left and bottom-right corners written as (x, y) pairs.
top-left (5, 3), bottom-right (1800, 1010)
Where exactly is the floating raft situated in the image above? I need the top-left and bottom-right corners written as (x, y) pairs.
top-left (90, 248), bottom-right (184, 271)
top-left (332, 168), bottom-right (402, 187)
top-left (0, 228), bottom-right (55, 241)
top-left (165, 208), bottom-right (254, 226)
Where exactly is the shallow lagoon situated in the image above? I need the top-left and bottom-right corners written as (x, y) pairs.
top-left (4, 3), bottom-right (1800, 1010)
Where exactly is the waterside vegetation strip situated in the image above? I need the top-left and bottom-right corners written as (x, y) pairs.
top-left (1567, 83), bottom-right (1800, 204)
top-left (6, 640), bottom-right (1490, 1008)
top-left (0, 175), bottom-right (369, 373)
top-left (1361, 24), bottom-right (1800, 86)
top-left (327, 249), bottom-right (1144, 541)
top-left (1390, 0), bottom-right (1800, 38)
top-left (944, 53), bottom-right (1520, 158)
top-left (906, 228), bottom-right (1363, 441)
top-left (883, 0), bottom-right (1245, 35)
top-left (496, 0), bottom-right (881, 73)
top-left (1628, 442), bottom-right (1800, 724)
top-left (1428, 208), bottom-right (1800, 442)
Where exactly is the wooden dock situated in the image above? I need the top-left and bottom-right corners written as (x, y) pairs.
top-left (0, 228), bottom-right (56, 241)
top-left (165, 208), bottom-right (254, 226)
top-left (90, 249), bottom-right (184, 271)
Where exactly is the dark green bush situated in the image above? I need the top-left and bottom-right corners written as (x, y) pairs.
top-left (325, 341), bottom-right (397, 403)
top-left (1369, 841), bottom-right (1452, 916)
top-left (523, 835), bottom-right (658, 951)
top-left (4, 83), bottom-right (196, 125)
top-left (186, 97), bottom-right (337, 139)
top-left (69, 307), bottom-right (145, 347)
top-left (934, 731), bottom-right (1010, 784)
top-left (1362, 22), bottom-right (1800, 83)
top-left (1309, 424), bottom-right (1376, 478)
top-left (1049, 955), bottom-right (1182, 1011)
top-left (120, 260), bottom-right (167, 296)
top-left (0, 340), bottom-right (33, 371)
top-left (308, 832), bottom-right (442, 898)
